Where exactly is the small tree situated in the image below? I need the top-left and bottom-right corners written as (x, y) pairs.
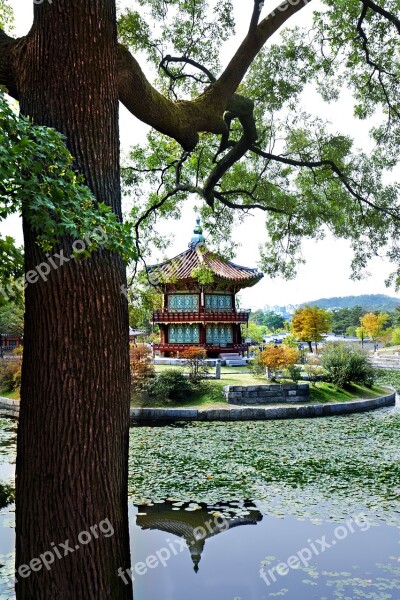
top-left (0, 347), bottom-right (22, 392)
top-left (291, 306), bottom-right (332, 353)
top-left (391, 328), bottom-right (400, 346)
top-left (360, 312), bottom-right (390, 342)
top-left (181, 346), bottom-right (210, 382)
top-left (242, 322), bottom-right (268, 344)
top-left (304, 355), bottom-right (325, 387)
top-left (260, 346), bottom-right (299, 381)
top-left (130, 344), bottom-right (154, 388)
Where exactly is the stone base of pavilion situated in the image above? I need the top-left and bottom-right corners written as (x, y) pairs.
top-left (152, 356), bottom-right (250, 367)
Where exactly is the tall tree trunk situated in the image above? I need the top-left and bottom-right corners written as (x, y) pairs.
top-left (14, 2), bottom-right (132, 597)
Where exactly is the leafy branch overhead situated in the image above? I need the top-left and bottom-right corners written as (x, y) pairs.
top-left (119, 0), bottom-right (400, 283)
top-left (0, 0), bottom-right (399, 281)
top-left (0, 93), bottom-right (136, 262)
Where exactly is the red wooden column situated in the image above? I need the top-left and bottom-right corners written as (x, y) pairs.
top-left (233, 325), bottom-right (238, 345)
top-left (200, 324), bottom-right (206, 346)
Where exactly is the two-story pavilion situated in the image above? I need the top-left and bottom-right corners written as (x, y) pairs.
top-left (148, 218), bottom-right (263, 358)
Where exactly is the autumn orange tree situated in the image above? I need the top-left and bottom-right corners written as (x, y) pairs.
top-left (260, 345), bottom-right (299, 381)
top-left (130, 344), bottom-right (154, 385)
top-left (291, 306), bottom-right (332, 353)
top-left (181, 346), bottom-right (209, 381)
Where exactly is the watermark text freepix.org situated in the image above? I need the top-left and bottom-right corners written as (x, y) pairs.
top-left (260, 513), bottom-right (371, 587)
top-left (11, 518), bottom-right (114, 583)
top-left (0, 226), bottom-right (108, 302)
top-left (117, 513), bottom-right (229, 584)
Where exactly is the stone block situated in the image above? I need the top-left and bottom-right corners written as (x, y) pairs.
top-left (297, 383), bottom-right (309, 391)
top-left (282, 383), bottom-right (297, 390)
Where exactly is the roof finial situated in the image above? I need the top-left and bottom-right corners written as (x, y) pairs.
top-left (189, 216), bottom-right (205, 249)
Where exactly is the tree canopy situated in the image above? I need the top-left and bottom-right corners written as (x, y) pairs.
top-left (117, 0), bottom-right (400, 284)
top-left (291, 305), bottom-right (332, 350)
top-left (1, 1), bottom-right (399, 285)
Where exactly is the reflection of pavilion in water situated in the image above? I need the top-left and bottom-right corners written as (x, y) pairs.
top-left (135, 500), bottom-right (263, 572)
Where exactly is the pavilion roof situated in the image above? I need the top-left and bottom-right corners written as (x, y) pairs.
top-left (147, 244), bottom-right (263, 289)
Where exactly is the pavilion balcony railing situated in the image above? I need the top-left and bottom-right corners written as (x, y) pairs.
top-left (152, 343), bottom-right (249, 353)
top-left (152, 309), bottom-right (251, 324)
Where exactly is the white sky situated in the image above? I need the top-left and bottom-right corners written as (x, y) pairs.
top-left (2, 0), bottom-right (400, 309)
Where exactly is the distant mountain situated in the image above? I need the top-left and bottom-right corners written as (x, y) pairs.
top-left (301, 294), bottom-right (400, 312)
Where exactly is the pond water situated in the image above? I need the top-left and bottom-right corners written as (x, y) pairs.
top-left (1, 406), bottom-right (400, 599)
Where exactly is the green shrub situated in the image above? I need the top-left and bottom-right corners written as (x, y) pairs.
top-left (0, 482), bottom-right (14, 509)
top-left (285, 364), bottom-right (302, 383)
top-left (320, 343), bottom-right (376, 388)
top-left (145, 370), bottom-right (193, 402)
top-left (304, 355), bottom-right (326, 386)
top-left (376, 369), bottom-right (400, 392)
top-left (0, 352), bottom-right (22, 392)
top-left (248, 350), bottom-right (266, 376)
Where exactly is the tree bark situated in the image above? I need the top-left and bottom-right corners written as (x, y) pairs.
top-left (13, 2), bottom-right (132, 598)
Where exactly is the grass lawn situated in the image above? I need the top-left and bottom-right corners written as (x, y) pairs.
top-left (0, 388), bottom-right (20, 400)
top-left (308, 382), bottom-right (389, 403)
top-left (133, 365), bottom-right (391, 408)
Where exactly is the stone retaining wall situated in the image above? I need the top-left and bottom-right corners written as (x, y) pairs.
top-left (0, 396), bottom-right (20, 418)
top-left (130, 392), bottom-right (395, 423)
top-left (224, 383), bottom-right (310, 405)
top-left (2, 392), bottom-right (396, 425)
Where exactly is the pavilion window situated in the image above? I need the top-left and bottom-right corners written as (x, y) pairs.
top-left (206, 324), bottom-right (233, 346)
top-left (168, 294), bottom-right (199, 311)
top-left (205, 294), bottom-right (232, 311)
top-left (168, 324), bottom-right (200, 344)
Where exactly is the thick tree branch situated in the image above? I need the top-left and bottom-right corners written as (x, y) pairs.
top-left (213, 189), bottom-right (291, 215)
top-left (202, 0), bottom-right (314, 112)
top-left (0, 28), bottom-right (19, 99)
top-left (118, 0), bottom-right (311, 151)
top-left (356, 6), bottom-right (394, 77)
top-left (117, 44), bottom-right (227, 151)
top-left (360, 0), bottom-right (400, 34)
top-left (249, 1), bottom-right (265, 33)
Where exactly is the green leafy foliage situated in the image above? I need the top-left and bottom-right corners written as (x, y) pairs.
top-left (0, 301), bottom-right (23, 334)
top-left (144, 369), bottom-right (193, 402)
top-left (249, 310), bottom-right (285, 332)
top-left (119, 1), bottom-right (400, 283)
top-left (0, 348), bottom-right (22, 392)
top-left (320, 342), bottom-right (376, 388)
top-left (331, 306), bottom-right (366, 335)
top-left (0, 235), bottom-right (23, 291)
top-left (0, 0), bottom-right (13, 31)
top-left (376, 368), bottom-right (400, 392)
top-left (0, 481), bottom-right (14, 509)
top-left (127, 272), bottom-right (162, 331)
top-left (118, 0), bottom-right (235, 95)
top-left (0, 93), bottom-right (136, 262)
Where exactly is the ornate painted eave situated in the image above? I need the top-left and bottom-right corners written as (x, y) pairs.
top-left (146, 217), bottom-right (263, 290)
top-left (147, 245), bottom-right (263, 290)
